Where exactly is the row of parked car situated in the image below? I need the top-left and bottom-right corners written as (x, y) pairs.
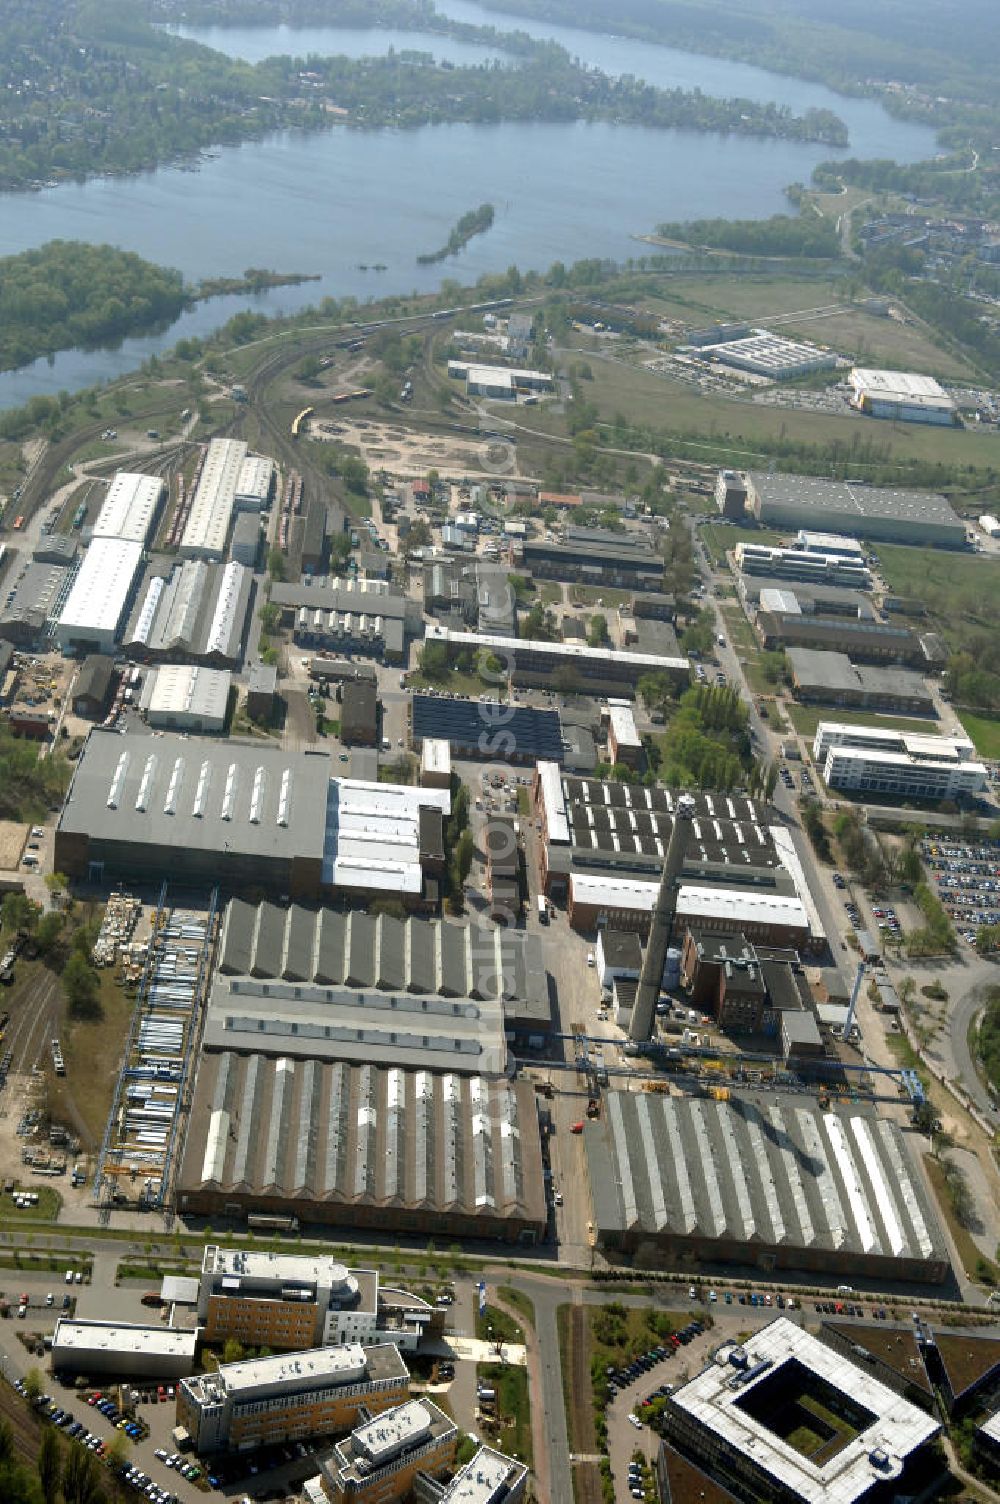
top-left (921, 837), bottom-right (1000, 940)
top-left (86, 1392), bottom-right (146, 1438)
top-left (13, 1380), bottom-right (182, 1504)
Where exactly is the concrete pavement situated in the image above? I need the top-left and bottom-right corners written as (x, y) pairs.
top-left (506, 1275), bottom-right (573, 1504)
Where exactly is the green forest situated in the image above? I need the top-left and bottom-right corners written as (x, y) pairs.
top-left (0, 241), bottom-right (187, 371)
top-left (0, 724), bottom-right (69, 822)
top-left (481, 0), bottom-right (1000, 132)
top-left (656, 212), bottom-right (840, 259)
top-left (0, 0), bottom-right (846, 193)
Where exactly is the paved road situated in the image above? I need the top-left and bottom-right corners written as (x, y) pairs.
top-left (892, 953), bottom-right (1000, 1115)
top-left (507, 1276), bottom-right (573, 1504)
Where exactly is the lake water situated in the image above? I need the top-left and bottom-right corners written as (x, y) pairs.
top-left (163, 20), bottom-right (503, 67)
top-left (0, 8), bottom-right (937, 410)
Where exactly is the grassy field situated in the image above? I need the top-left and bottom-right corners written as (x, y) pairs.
top-left (408, 668), bottom-right (498, 698)
top-left (645, 271), bottom-right (979, 381)
top-left (476, 1302), bottom-right (524, 1347)
top-left (878, 544), bottom-right (1000, 627)
top-left (496, 1284), bottom-right (535, 1328)
top-left (957, 709), bottom-right (1000, 760)
top-left (49, 965), bottom-right (135, 1151)
top-left (700, 520), bottom-right (785, 567)
top-left (581, 353), bottom-right (1000, 472)
top-left (478, 1361), bottom-right (532, 1469)
top-left (784, 703), bottom-right (940, 739)
top-left (0, 1186), bottom-right (62, 1226)
top-left (924, 1153), bottom-right (1000, 1286)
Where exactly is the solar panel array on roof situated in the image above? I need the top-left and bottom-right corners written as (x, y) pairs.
top-left (560, 776), bottom-right (776, 871)
top-left (411, 695), bottom-right (564, 763)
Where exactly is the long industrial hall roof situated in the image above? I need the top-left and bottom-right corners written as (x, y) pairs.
top-left (177, 1051), bottom-right (546, 1232)
top-left (216, 900), bottom-right (549, 1017)
top-left (585, 1089), bottom-right (947, 1277)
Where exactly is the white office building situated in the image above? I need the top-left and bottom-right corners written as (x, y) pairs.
top-left (57, 537), bottom-right (144, 653)
top-left (181, 437), bottom-right (248, 559)
top-left (90, 471), bottom-right (165, 546)
top-left (813, 721), bottom-right (987, 799)
top-left (197, 1246), bottom-right (435, 1353)
top-left (664, 1318), bottom-right (940, 1504)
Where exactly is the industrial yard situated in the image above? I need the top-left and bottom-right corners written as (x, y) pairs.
top-left (0, 278), bottom-right (1000, 1504)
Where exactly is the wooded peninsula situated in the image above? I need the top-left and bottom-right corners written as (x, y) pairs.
top-left (417, 204), bottom-right (496, 264)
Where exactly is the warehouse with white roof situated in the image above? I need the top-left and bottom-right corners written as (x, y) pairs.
top-left (142, 664), bottom-right (231, 733)
top-left (90, 471), bottom-right (165, 546)
top-left (234, 454), bottom-right (275, 512)
top-left (56, 537), bottom-right (144, 653)
top-left (52, 1319), bottom-right (199, 1378)
top-left (568, 873), bottom-right (814, 950)
top-left (180, 437), bottom-right (248, 559)
top-left (323, 778), bottom-right (451, 895)
top-left (850, 367), bottom-right (956, 425)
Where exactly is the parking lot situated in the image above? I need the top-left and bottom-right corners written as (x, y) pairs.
top-left (920, 836), bottom-right (1000, 944)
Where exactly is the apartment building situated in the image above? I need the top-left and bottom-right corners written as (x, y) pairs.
top-left (309, 1399), bottom-right (457, 1504)
top-left (197, 1247), bottom-right (435, 1354)
top-left (176, 1344), bottom-right (409, 1454)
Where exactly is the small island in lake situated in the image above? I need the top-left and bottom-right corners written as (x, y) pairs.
top-left (417, 203), bottom-right (496, 264)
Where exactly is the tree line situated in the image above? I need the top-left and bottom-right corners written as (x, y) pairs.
top-left (656, 213), bottom-right (840, 260)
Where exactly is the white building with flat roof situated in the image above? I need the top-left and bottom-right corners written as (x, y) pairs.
top-left (90, 471), bottom-right (165, 546)
top-left (420, 737), bottom-right (452, 789)
top-left (698, 329), bottom-right (837, 381)
top-left (664, 1317), bottom-right (940, 1504)
top-left (52, 1319), bottom-right (198, 1379)
top-left (796, 529), bottom-right (865, 558)
top-left (813, 721), bottom-right (986, 800)
top-left (142, 664), bottom-right (231, 733)
top-left (234, 454), bottom-right (275, 513)
top-left (436, 1446), bottom-right (528, 1504)
top-left (177, 1343), bottom-right (410, 1454)
top-left (181, 437), bottom-right (248, 559)
top-left (850, 367), bottom-right (956, 425)
top-left (813, 723), bottom-right (976, 762)
top-left (322, 778), bottom-right (451, 895)
top-left (57, 537), bottom-right (144, 652)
